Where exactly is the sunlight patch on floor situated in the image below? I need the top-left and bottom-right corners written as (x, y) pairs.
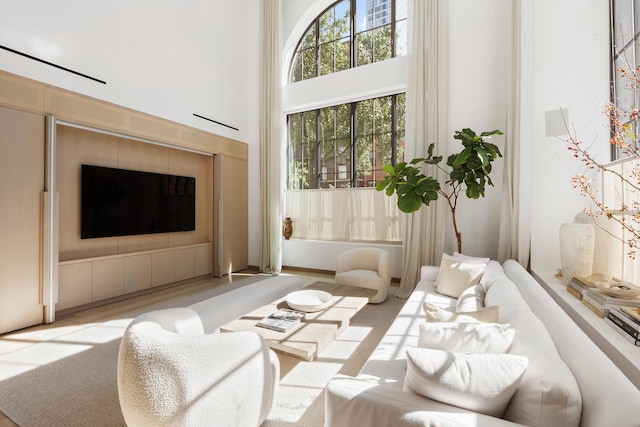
top-left (319, 326), bottom-right (372, 360)
top-left (0, 319), bottom-right (132, 381)
top-left (268, 361), bottom-right (342, 424)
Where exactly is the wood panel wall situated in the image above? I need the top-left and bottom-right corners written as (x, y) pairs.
top-left (56, 125), bottom-right (213, 262)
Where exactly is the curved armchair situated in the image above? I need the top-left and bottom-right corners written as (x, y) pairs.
top-left (335, 248), bottom-right (391, 303)
top-left (117, 308), bottom-right (279, 427)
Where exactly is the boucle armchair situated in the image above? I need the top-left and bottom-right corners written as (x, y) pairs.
top-left (117, 307), bottom-right (279, 427)
top-left (335, 247), bottom-right (391, 303)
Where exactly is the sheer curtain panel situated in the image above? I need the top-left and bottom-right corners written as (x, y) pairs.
top-left (259, 0), bottom-right (284, 274)
top-left (395, 0), bottom-right (449, 298)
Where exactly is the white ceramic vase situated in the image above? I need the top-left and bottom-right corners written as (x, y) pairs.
top-left (559, 222), bottom-right (595, 285)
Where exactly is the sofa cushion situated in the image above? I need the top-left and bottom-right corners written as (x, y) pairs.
top-left (455, 284), bottom-right (486, 312)
top-left (417, 322), bottom-right (515, 354)
top-left (403, 347), bottom-right (528, 417)
top-left (453, 252), bottom-right (490, 264)
top-left (423, 302), bottom-right (499, 323)
top-left (485, 276), bottom-right (582, 427)
top-left (434, 254), bottom-right (487, 298)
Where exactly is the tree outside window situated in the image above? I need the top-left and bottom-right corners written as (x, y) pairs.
top-left (289, 0), bottom-right (407, 83)
top-left (287, 93), bottom-right (405, 189)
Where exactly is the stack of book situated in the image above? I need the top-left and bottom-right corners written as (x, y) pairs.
top-left (605, 306), bottom-right (640, 346)
top-left (566, 274), bottom-right (601, 300)
top-left (581, 289), bottom-right (640, 318)
top-left (256, 308), bottom-right (306, 332)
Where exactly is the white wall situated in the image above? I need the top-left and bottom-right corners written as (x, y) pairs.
top-left (446, 0), bottom-right (511, 258)
top-left (525, 0), bottom-right (610, 275)
top-left (0, 0), bottom-right (263, 266)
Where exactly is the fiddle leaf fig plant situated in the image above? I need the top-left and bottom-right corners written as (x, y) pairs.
top-left (376, 128), bottom-right (503, 253)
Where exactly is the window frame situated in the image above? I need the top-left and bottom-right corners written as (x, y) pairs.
top-left (288, 0), bottom-right (407, 83)
top-left (286, 92), bottom-right (406, 190)
top-left (610, 0), bottom-right (640, 160)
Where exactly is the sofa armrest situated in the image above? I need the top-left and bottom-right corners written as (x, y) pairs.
top-left (325, 375), bottom-right (525, 427)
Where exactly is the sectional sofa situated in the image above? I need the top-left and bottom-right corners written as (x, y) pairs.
top-left (325, 256), bottom-right (640, 426)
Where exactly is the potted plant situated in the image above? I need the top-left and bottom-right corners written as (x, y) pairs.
top-left (376, 128), bottom-right (503, 253)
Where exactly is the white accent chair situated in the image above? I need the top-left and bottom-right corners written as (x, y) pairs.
top-left (117, 307), bottom-right (279, 427)
top-left (335, 248), bottom-right (391, 303)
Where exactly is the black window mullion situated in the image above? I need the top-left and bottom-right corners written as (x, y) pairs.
top-left (350, 101), bottom-right (357, 187)
top-left (391, 0), bottom-right (396, 57)
top-left (315, 17), bottom-right (321, 78)
top-left (391, 94), bottom-right (397, 167)
top-left (315, 109), bottom-right (321, 188)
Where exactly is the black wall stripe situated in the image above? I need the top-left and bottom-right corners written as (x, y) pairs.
top-left (0, 45), bottom-right (106, 84)
top-left (193, 113), bottom-right (239, 131)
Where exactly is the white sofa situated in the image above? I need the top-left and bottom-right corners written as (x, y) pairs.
top-left (118, 275), bottom-right (303, 427)
top-left (325, 259), bottom-right (640, 427)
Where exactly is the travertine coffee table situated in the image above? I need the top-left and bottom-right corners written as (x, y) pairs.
top-left (220, 281), bottom-right (376, 361)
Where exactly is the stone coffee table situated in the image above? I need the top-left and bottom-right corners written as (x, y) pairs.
top-left (220, 281), bottom-right (376, 361)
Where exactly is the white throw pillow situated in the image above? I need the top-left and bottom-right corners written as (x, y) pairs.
top-left (453, 252), bottom-right (491, 265)
top-left (455, 284), bottom-right (486, 313)
top-left (435, 254), bottom-right (487, 298)
top-left (417, 322), bottom-right (515, 354)
top-left (404, 347), bottom-right (528, 417)
top-left (423, 302), bottom-right (500, 323)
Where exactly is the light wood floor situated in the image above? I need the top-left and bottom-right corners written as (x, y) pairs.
top-left (0, 267), bottom-right (334, 427)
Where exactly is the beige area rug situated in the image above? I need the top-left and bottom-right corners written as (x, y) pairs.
top-left (0, 276), bottom-right (403, 427)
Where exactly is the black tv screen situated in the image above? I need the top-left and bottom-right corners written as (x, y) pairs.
top-left (81, 164), bottom-right (196, 239)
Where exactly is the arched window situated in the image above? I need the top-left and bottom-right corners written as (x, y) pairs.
top-left (289, 0), bottom-right (408, 83)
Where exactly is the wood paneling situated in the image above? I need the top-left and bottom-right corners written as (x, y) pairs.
top-left (57, 125), bottom-right (213, 261)
top-left (0, 107), bottom-right (45, 333)
top-left (124, 254), bottom-right (152, 294)
top-left (57, 125), bottom-right (119, 261)
top-left (213, 155), bottom-right (248, 276)
top-left (58, 263), bottom-right (92, 310)
top-left (0, 70), bottom-right (248, 159)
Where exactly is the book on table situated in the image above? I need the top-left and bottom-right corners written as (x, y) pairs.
top-left (604, 316), bottom-right (640, 346)
top-left (581, 289), bottom-right (640, 317)
top-left (567, 275), bottom-right (600, 299)
top-left (256, 308), bottom-right (306, 332)
top-left (607, 307), bottom-right (640, 340)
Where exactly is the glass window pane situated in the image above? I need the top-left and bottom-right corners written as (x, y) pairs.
top-left (396, 129), bottom-right (405, 164)
top-left (395, 19), bottom-right (408, 57)
top-left (302, 24), bottom-right (316, 48)
top-left (336, 37), bottom-right (351, 72)
top-left (613, 0), bottom-right (633, 50)
top-left (355, 0), bottom-right (369, 33)
top-left (319, 41), bottom-right (335, 75)
top-left (337, 104), bottom-right (351, 138)
top-left (615, 52), bottom-right (636, 109)
top-left (302, 47), bottom-right (317, 80)
top-left (374, 96), bottom-right (393, 134)
top-left (290, 52), bottom-right (303, 82)
top-left (356, 31), bottom-right (373, 66)
top-left (374, 25), bottom-right (392, 62)
top-left (396, 0), bottom-right (408, 20)
top-left (319, 7), bottom-right (335, 43)
top-left (335, 0), bottom-right (351, 39)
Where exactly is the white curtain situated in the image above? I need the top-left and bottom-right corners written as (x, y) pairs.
top-left (259, 0), bottom-right (283, 274)
top-left (497, 0), bottom-right (531, 267)
top-left (284, 188), bottom-right (400, 242)
top-left (395, 0), bottom-right (449, 298)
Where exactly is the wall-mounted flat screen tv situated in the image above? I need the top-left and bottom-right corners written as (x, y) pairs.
top-left (81, 164), bottom-right (196, 239)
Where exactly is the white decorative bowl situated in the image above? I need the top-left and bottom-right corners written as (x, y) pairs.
top-left (595, 280), bottom-right (640, 298)
top-left (286, 290), bottom-right (333, 312)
